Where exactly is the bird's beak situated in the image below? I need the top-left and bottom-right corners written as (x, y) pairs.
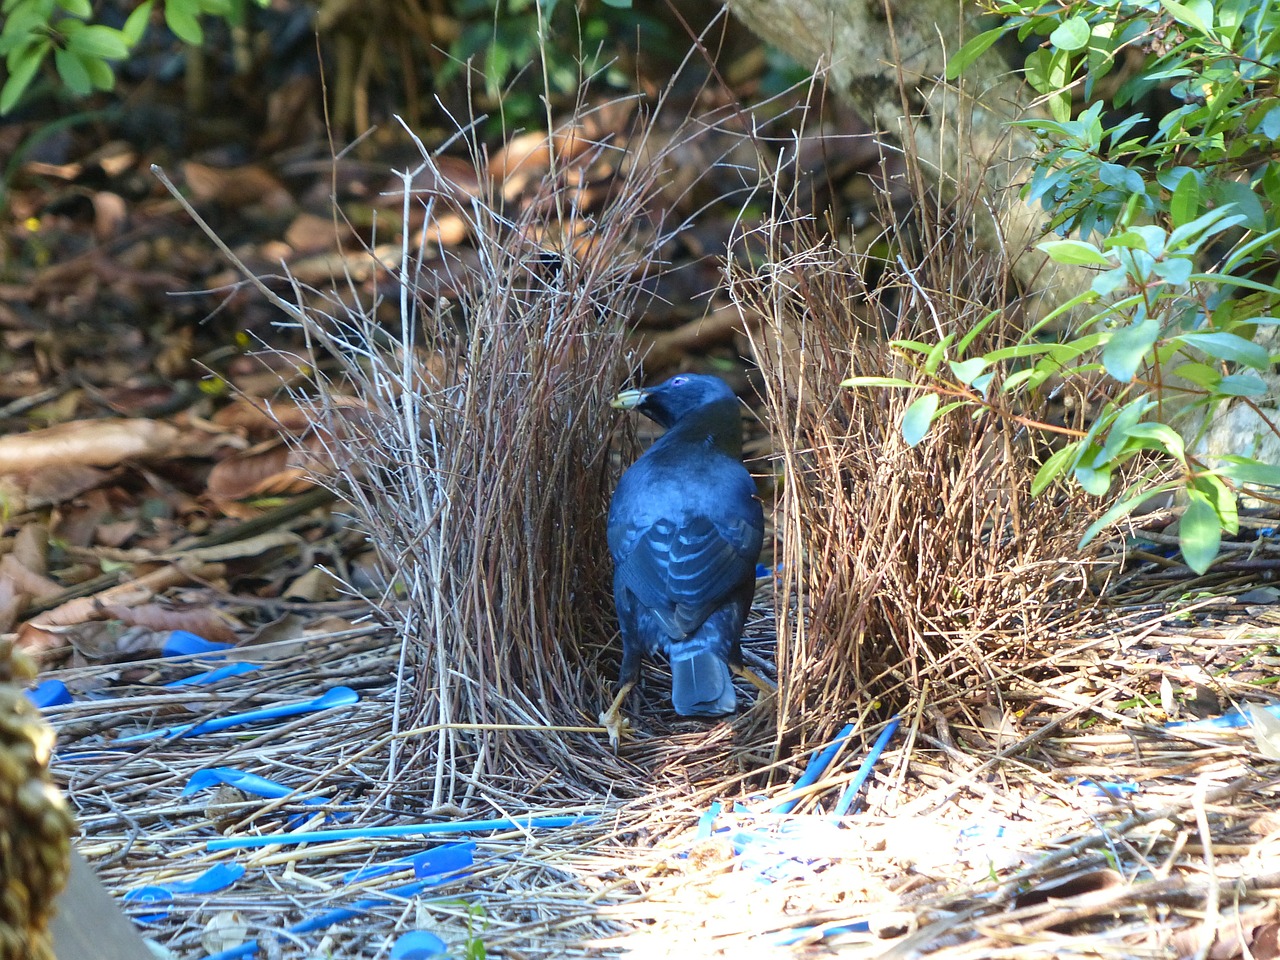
top-left (610, 388), bottom-right (649, 410)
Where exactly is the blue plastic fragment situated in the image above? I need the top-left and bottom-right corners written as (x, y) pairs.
top-left (773, 722), bottom-right (857, 814)
top-left (1167, 701), bottom-right (1280, 731)
top-left (27, 680), bottom-right (72, 709)
top-left (343, 841), bottom-right (475, 883)
top-left (695, 801), bottom-right (724, 842)
top-left (165, 663), bottom-right (259, 687)
top-left (124, 862), bottom-right (246, 922)
top-left (1072, 778), bottom-right (1140, 798)
top-left (773, 921), bottom-right (872, 945)
top-left (390, 931), bottom-right (448, 960)
top-left (163, 630), bottom-right (232, 657)
top-left (113, 685), bottom-right (360, 744)
top-left (833, 715), bottom-right (900, 816)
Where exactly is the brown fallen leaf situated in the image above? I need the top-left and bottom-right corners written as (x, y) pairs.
top-left (0, 552), bottom-right (62, 601)
top-left (16, 561), bottom-right (226, 662)
top-left (0, 419), bottom-right (184, 473)
top-left (207, 440), bottom-right (318, 501)
top-left (0, 464), bottom-right (110, 513)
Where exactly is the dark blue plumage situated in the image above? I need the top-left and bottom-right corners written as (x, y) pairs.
top-left (600, 374), bottom-right (765, 746)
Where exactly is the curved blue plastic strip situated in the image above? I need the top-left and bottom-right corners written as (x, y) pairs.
top-left (113, 686), bottom-right (360, 744)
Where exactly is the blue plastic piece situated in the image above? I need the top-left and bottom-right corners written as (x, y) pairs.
top-left (124, 862), bottom-right (246, 922)
top-left (162, 630), bottom-right (232, 657)
top-left (343, 841), bottom-right (475, 883)
top-left (391, 931), bottom-right (448, 960)
top-left (1167, 701), bottom-right (1280, 731)
top-left (27, 680), bottom-right (72, 709)
top-left (773, 722), bottom-right (856, 814)
top-left (1072, 778), bottom-right (1139, 798)
top-left (113, 686), bottom-right (360, 744)
top-left (165, 663), bottom-right (259, 687)
top-left (833, 715), bottom-right (900, 815)
top-left (773, 921), bottom-right (872, 945)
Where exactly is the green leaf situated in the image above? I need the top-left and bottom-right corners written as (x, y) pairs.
top-left (901, 393), bottom-right (940, 447)
top-left (924, 338), bottom-right (950, 376)
top-left (69, 24), bottom-right (128, 59)
top-left (1032, 443), bottom-right (1078, 496)
top-left (1218, 373), bottom-right (1268, 396)
top-left (1049, 16), bottom-right (1091, 51)
top-left (1179, 492), bottom-right (1221, 574)
top-left (1169, 169), bottom-right (1200, 225)
top-left (0, 39), bottom-right (46, 114)
top-left (1170, 361), bottom-right (1220, 389)
top-left (1213, 456), bottom-right (1280, 487)
top-left (1037, 239), bottom-right (1111, 266)
top-left (165, 1), bottom-right (203, 44)
top-left (53, 46), bottom-right (92, 95)
top-left (58, 0), bottom-right (93, 16)
top-left (946, 27), bottom-right (1006, 80)
top-left (122, 0), bottom-right (153, 44)
top-left (1125, 422), bottom-right (1185, 461)
top-left (1175, 331), bottom-right (1270, 370)
top-left (949, 358), bottom-right (987, 386)
top-left (1160, 0), bottom-right (1214, 36)
top-left (1074, 462), bottom-right (1113, 496)
top-left (955, 309), bottom-right (1000, 356)
top-left (1079, 483), bottom-right (1179, 546)
top-left (840, 376), bottom-right (918, 389)
top-left (1103, 318), bottom-right (1160, 382)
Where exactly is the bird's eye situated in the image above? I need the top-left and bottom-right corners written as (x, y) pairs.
top-left (671, 376), bottom-right (689, 386)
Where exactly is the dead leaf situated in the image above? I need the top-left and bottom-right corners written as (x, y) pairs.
top-left (13, 522), bottom-right (48, 575)
top-left (97, 604), bottom-right (242, 644)
top-left (0, 419), bottom-right (184, 473)
top-left (0, 464), bottom-right (110, 513)
top-left (207, 442), bottom-right (317, 500)
top-left (17, 561), bottom-right (226, 662)
top-left (181, 161), bottom-right (293, 213)
top-left (0, 552), bottom-right (62, 600)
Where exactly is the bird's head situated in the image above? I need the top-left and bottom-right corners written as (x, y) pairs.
top-left (610, 373), bottom-right (740, 431)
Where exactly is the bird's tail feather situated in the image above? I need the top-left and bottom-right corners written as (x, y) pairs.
top-left (670, 642), bottom-right (736, 717)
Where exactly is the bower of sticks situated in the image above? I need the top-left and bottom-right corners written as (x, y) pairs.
top-left (38, 102), bottom-right (1280, 959)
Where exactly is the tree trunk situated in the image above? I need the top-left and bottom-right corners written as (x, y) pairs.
top-left (727, 0), bottom-right (1089, 314)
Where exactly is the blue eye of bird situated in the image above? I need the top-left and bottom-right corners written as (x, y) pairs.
top-left (671, 376), bottom-right (689, 386)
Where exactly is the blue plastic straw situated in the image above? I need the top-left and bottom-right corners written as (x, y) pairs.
top-left (772, 722), bottom-right (856, 814)
top-left (113, 686), bottom-right (359, 744)
top-left (832, 714), bottom-right (900, 816)
top-left (206, 814), bottom-right (598, 851)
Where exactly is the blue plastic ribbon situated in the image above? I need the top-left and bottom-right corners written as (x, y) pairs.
top-left (113, 686), bottom-right (360, 744)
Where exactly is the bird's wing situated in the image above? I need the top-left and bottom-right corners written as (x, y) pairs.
top-left (615, 513), bottom-right (759, 638)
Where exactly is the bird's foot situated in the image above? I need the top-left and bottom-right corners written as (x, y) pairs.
top-left (598, 707), bottom-right (632, 752)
